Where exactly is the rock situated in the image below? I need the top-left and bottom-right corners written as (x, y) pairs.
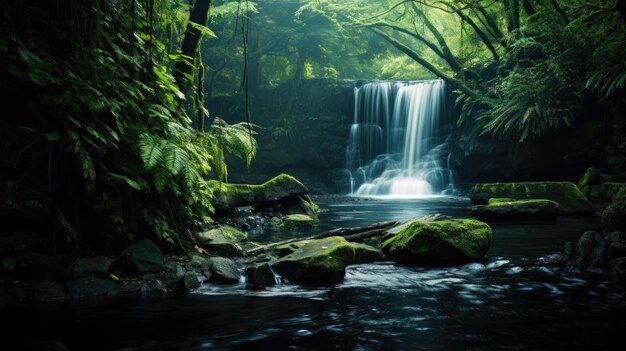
top-left (68, 256), bottom-right (114, 279)
top-left (284, 195), bottom-right (320, 217)
top-left (380, 219), bottom-right (493, 265)
top-left (179, 271), bottom-right (200, 291)
top-left (470, 198), bottom-right (559, 221)
top-left (28, 282), bottom-right (67, 302)
top-left (0, 231), bottom-right (39, 254)
top-left (280, 214), bottom-right (318, 229)
top-left (199, 241), bottom-right (244, 256)
top-left (66, 276), bottom-right (117, 298)
top-left (608, 258), bottom-right (626, 277)
top-left (14, 252), bottom-right (58, 279)
top-left (206, 257), bottom-right (241, 284)
top-left (574, 231), bottom-right (608, 270)
top-left (162, 260), bottom-right (186, 285)
top-left (117, 239), bottom-right (164, 274)
top-left (578, 167), bottom-right (601, 189)
top-left (604, 231), bottom-right (626, 259)
top-left (245, 262), bottom-right (277, 286)
top-left (269, 236), bottom-right (381, 284)
top-left (199, 226), bottom-right (247, 243)
top-left (599, 182), bottom-right (626, 201)
top-left (208, 174), bottom-right (309, 211)
top-left (471, 182), bottom-right (593, 215)
top-left (602, 196), bottom-right (626, 231)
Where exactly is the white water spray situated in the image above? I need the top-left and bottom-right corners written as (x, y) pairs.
top-left (346, 80), bottom-right (455, 197)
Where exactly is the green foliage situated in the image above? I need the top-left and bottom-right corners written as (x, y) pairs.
top-left (0, 0), bottom-right (255, 252)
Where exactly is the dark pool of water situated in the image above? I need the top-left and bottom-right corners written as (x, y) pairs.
top-left (4, 197), bottom-right (626, 350)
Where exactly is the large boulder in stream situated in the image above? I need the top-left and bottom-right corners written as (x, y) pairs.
top-left (208, 174), bottom-right (309, 211)
top-left (247, 237), bottom-right (381, 285)
top-left (470, 198), bottom-right (559, 221)
top-left (471, 182), bottom-right (593, 215)
top-left (381, 219), bottom-right (492, 265)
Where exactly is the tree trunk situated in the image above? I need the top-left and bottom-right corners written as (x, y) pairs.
top-left (174, 0), bottom-right (212, 91)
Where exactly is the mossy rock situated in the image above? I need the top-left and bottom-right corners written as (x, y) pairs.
top-left (117, 239), bottom-right (164, 274)
top-left (602, 196), bottom-right (626, 232)
top-left (470, 198), bottom-right (559, 221)
top-left (574, 231), bottom-right (607, 271)
top-left (270, 236), bottom-right (381, 284)
top-left (280, 214), bottom-right (319, 229)
top-left (206, 257), bottom-right (241, 285)
top-left (179, 271), bottom-right (201, 291)
top-left (198, 226), bottom-right (247, 243)
top-left (284, 195), bottom-right (320, 217)
top-left (208, 174), bottom-right (308, 211)
top-left (470, 182), bottom-right (593, 215)
top-left (68, 256), bottom-right (114, 279)
top-left (380, 219), bottom-right (492, 265)
top-left (577, 167), bottom-right (601, 189)
top-left (604, 231), bottom-right (626, 259)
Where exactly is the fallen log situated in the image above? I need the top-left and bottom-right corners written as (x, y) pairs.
top-left (245, 220), bottom-right (399, 256)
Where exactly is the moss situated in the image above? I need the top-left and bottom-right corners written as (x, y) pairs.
top-left (271, 236), bottom-right (380, 284)
top-left (208, 173), bottom-right (308, 210)
top-left (577, 167), bottom-right (601, 189)
top-left (471, 182), bottom-right (592, 214)
top-left (198, 226), bottom-right (247, 243)
top-left (280, 214), bottom-right (319, 229)
top-left (602, 196), bottom-right (626, 231)
top-left (380, 219), bottom-right (492, 265)
top-left (473, 198), bottom-right (559, 221)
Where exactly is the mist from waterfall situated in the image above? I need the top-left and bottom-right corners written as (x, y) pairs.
top-left (346, 79), bottom-right (455, 197)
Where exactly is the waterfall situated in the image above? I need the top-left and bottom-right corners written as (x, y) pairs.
top-left (346, 79), bottom-right (455, 197)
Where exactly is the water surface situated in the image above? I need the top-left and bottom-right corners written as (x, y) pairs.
top-left (5, 197), bottom-right (625, 350)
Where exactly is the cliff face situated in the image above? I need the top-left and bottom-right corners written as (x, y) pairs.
top-left (210, 79), bottom-right (606, 194)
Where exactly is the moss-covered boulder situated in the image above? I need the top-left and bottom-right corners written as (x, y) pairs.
top-left (470, 198), bottom-right (559, 221)
top-left (380, 219), bottom-right (492, 265)
top-left (197, 226), bottom-right (246, 256)
top-left (471, 182), bottom-right (593, 215)
top-left (602, 196), bottom-right (626, 231)
top-left (178, 271), bottom-right (201, 291)
top-left (578, 167), bottom-right (601, 189)
top-left (68, 256), bottom-right (114, 279)
top-left (268, 236), bottom-right (380, 284)
top-left (199, 226), bottom-right (247, 242)
top-left (574, 231), bottom-right (607, 271)
top-left (205, 257), bottom-right (241, 284)
top-left (208, 174), bottom-right (309, 211)
top-left (280, 214), bottom-right (318, 229)
top-left (285, 195), bottom-right (320, 217)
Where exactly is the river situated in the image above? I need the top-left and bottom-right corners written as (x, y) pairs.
top-left (4, 196), bottom-right (626, 350)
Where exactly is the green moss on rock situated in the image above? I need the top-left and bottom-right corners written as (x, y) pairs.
top-left (471, 182), bottom-right (593, 215)
top-left (605, 231), bottom-right (626, 259)
top-left (577, 167), bottom-right (601, 189)
top-left (471, 199), bottom-right (559, 221)
top-left (380, 219), bottom-right (492, 265)
top-left (602, 196), bottom-right (626, 232)
top-left (270, 236), bottom-right (381, 284)
top-left (208, 173), bottom-right (308, 211)
top-left (199, 226), bottom-right (247, 243)
top-left (280, 214), bottom-right (318, 229)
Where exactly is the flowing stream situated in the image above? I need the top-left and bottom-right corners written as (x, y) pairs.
top-left (4, 197), bottom-right (625, 350)
top-left (347, 80), bottom-right (455, 197)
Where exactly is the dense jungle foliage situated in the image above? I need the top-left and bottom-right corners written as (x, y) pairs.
top-left (1, 0), bottom-right (624, 254)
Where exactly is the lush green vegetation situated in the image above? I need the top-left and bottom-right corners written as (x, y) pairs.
top-left (0, 1), bottom-right (255, 254)
top-left (1, 0), bottom-right (624, 255)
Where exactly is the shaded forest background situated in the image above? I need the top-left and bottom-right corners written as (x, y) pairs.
top-left (0, 0), bottom-right (624, 255)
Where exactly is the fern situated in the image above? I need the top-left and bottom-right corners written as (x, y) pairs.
top-left (139, 134), bottom-right (164, 170)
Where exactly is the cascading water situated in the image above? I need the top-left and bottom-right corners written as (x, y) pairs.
top-left (346, 79), bottom-right (456, 197)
